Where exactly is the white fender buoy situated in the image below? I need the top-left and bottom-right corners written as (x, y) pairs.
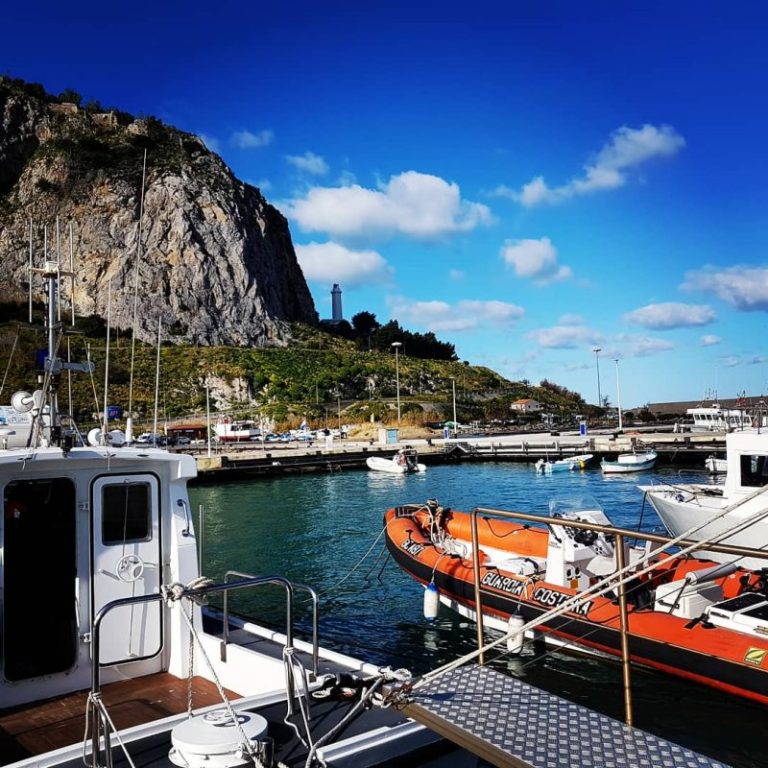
top-left (423, 581), bottom-right (439, 620)
top-left (506, 614), bottom-right (525, 654)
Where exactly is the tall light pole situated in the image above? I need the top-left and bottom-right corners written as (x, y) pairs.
top-left (592, 347), bottom-right (602, 412)
top-left (391, 341), bottom-right (402, 423)
top-left (614, 359), bottom-right (623, 431)
top-left (450, 377), bottom-right (457, 438)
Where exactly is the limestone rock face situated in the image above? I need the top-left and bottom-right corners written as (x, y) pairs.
top-left (0, 79), bottom-right (318, 346)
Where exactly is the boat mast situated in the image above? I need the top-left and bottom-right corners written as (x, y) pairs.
top-left (26, 223), bottom-right (94, 447)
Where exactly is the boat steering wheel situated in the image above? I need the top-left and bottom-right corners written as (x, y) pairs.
top-left (116, 553), bottom-right (145, 582)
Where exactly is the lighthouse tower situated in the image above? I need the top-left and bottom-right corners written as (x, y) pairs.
top-left (331, 284), bottom-right (343, 323)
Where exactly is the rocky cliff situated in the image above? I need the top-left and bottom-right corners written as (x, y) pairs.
top-left (0, 77), bottom-right (318, 346)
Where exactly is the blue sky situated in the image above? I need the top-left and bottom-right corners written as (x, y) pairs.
top-left (5, 2), bottom-right (768, 408)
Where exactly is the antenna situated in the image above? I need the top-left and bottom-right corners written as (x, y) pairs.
top-left (153, 316), bottom-right (161, 442)
top-left (56, 217), bottom-right (62, 322)
top-left (68, 222), bottom-right (76, 326)
top-left (128, 148), bottom-right (148, 423)
top-left (27, 219), bottom-right (33, 323)
top-left (102, 280), bottom-right (112, 444)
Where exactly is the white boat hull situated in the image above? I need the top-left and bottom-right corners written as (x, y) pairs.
top-left (601, 451), bottom-right (657, 474)
top-left (643, 486), bottom-right (768, 569)
top-left (366, 456), bottom-right (426, 473)
top-left (536, 454), bottom-right (594, 474)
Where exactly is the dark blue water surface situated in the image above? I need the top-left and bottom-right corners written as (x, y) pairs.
top-left (190, 462), bottom-right (763, 768)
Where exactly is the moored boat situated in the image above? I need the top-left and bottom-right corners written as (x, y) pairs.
top-left (535, 453), bottom-right (594, 474)
top-left (0, 241), bottom-right (442, 768)
top-left (601, 449), bottom-right (657, 473)
top-left (642, 429), bottom-right (768, 569)
top-left (705, 454), bottom-right (728, 474)
top-left (384, 498), bottom-right (768, 704)
top-left (366, 446), bottom-right (426, 474)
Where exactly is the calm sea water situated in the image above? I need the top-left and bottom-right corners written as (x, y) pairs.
top-left (190, 461), bottom-right (764, 768)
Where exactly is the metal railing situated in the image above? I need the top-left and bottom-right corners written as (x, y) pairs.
top-left (89, 573), bottom-right (318, 768)
top-left (222, 569), bottom-right (320, 677)
top-left (468, 505), bottom-right (768, 726)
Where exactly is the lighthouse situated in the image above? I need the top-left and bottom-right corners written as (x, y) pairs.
top-left (331, 284), bottom-right (343, 323)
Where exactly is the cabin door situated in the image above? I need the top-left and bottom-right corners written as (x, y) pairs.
top-left (2, 478), bottom-right (78, 681)
top-left (91, 474), bottom-right (162, 666)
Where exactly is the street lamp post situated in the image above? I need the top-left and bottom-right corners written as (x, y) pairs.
top-left (451, 377), bottom-right (457, 438)
top-left (592, 347), bottom-right (602, 412)
top-left (614, 359), bottom-right (623, 431)
top-left (391, 341), bottom-right (402, 423)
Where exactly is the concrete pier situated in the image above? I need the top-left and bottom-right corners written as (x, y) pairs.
top-left (190, 429), bottom-right (727, 481)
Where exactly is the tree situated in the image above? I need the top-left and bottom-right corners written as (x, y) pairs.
top-left (351, 311), bottom-right (380, 339)
top-left (57, 88), bottom-right (82, 106)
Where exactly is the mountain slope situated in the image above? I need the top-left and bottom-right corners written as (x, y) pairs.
top-left (0, 77), bottom-right (317, 347)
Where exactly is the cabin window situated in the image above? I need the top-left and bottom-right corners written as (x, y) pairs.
top-left (740, 455), bottom-right (768, 487)
top-left (102, 482), bottom-right (152, 544)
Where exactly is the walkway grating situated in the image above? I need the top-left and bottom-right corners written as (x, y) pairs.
top-left (400, 664), bottom-right (730, 768)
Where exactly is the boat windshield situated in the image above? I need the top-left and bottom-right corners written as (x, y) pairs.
top-left (549, 496), bottom-right (604, 518)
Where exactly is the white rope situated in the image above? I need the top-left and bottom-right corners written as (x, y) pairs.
top-left (162, 582), bottom-right (267, 768)
top-left (82, 692), bottom-right (139, 768)
top-left (303, 677), bottom-right (385, 768)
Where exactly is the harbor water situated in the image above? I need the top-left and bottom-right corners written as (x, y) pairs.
top-left (190, 461), bottom-right (765, 768)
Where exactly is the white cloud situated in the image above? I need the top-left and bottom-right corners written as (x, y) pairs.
top-left (682, 266), bottom-right (768, 311)
top-left (449, 269), bottom-right (465, 281)
top-left (701, 334), bottom-right (721, 346)
top-left (500, 237), bottom-right (572, 284)
top-left (621, 335), bottom-right (675, 357)
top-left (559, 313), bottom-right (584, 325)
top-left (230, 129), bottom-right (274, 149)
top-left (198, 133), bottom-right (220, 153)
top-left (507, 124), bottom-right (685, 207)
top-left (527, 324), bottom-right (603, 349)
top-left (295, 241), bottom-right (393, 287)
top-left (283, 171), bottom-right (492, 241)
top-left (623, 302), bottom-right (716, 329)
top-left (389, 297), bottom-right (524, 333)
top-left (286, 151), bottom-right (329, 176)
top-left (718, 353), bottom-right (768, 368)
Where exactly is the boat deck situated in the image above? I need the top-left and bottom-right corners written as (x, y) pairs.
top-left (0, 673), bottom-right (239, 764)
top-left (401, 664), bottom-right (730, 768)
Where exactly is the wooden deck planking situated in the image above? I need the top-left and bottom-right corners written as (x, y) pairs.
top-left (0, 673), bottom-right (241, 763)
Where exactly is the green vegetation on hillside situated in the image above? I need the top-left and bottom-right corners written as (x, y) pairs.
top-left (0, 319), bottom-right (587, 431)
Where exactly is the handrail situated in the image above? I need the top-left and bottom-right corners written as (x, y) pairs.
top-left (467, 504), bottom-right (768, 726)
top-left (177, 498), bottom-right (192, 537)
top-left (474, 506), bottom-right (768, 560)
top-left (88, 574), bottom-right (316, 768)
top-left (222, 569), bottom-right (320, 678)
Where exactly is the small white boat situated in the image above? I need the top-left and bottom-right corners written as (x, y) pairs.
top-left (601, 449), bottom-right (658, 474)
top-left (705, 454), bottom-right (728, 474)
top-left (366, 447), bottom-right (426, 474)
top-left (535, 454), bottom-right (594, 474)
